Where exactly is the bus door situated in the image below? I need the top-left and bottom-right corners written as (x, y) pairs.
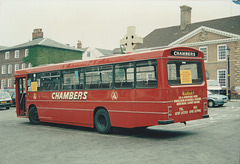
top-left (16, 77), bottom-right (26, 116)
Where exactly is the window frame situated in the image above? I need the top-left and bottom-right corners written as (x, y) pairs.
top-left (8, 65), bottom-right (12, 74)
top-left (199, 46), bottom-right (208, 62)
top-left (167, 60), bottom-right (203, 86)
top-left (8, 79), bottom-right (12, 88)
top-left (217, 69), bottom-right (227, 88)
top-left (15, 50), bottom-right (20, 58)
top-left (22, 63), bottom-right (26, 69)
top-left (2, 65), bottom-right (6, 74)
top-left (15, 64), bottom-right (19, 71)
top-left (217, 44), bottom-right (227, 61)
top-left (25, 49), bottom-right (29, 57)
top-left (1, 79), bottom-right (6, 89)
top-left (5, 52), bottom-right (10, 59)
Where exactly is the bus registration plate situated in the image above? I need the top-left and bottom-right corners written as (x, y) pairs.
top-left (182, 91), bottom-right (193, 95)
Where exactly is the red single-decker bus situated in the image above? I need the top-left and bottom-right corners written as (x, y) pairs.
top-left (15, 47), bottom-right (209, 133)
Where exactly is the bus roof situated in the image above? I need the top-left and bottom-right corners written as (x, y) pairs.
top-left (15, 47), bottom-right (203, 76)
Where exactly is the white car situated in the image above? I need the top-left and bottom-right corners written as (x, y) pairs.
top-left (0, 92), bottom-right (12, 110)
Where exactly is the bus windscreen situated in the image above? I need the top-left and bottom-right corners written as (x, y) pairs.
top-left (167, 61), bottom-right (203, 85)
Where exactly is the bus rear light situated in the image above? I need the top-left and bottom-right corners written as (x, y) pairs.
top-left (168, 106), bottom-right (172, 120)
top-left (204, 102), bottom-right (208, 114)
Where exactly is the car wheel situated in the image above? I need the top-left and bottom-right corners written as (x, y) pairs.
top-left (6, 107), bottom-right (10, 110)
top-left (208, 100), bottom-right (215, 107)
top-left (94, 109), bottom-right (111, 134)
top-left (29, 106), bottom-right (40, 124)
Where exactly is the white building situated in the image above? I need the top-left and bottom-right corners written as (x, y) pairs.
top-left (82, 47), bottom-right (113, 60)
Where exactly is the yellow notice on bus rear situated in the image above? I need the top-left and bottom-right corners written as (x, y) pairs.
top-left (180, 70), bottom-right (192, 84)
top-left (31, 82), bottom-right (38, 91)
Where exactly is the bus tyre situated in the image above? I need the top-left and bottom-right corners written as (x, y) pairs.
top-left (29, 107), bottom-right (40, 124)
top-left (94, 109), bottom-right (111, 134)
top-left (208, 100), bottom-right (215, 108)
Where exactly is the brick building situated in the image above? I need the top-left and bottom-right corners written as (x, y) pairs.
top-left (138, 6), bottom-right (240, 90)
top-left (0, 29), bottom-right (83, 89)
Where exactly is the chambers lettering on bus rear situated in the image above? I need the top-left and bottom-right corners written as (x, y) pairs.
top-left (171, 50), bottom-right (198, 57)
top-left (52, 91), bottom-right (88, 100)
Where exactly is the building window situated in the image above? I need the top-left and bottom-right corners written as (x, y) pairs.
top-left (2, 65), bottom-right (6, 74)
top-left (147, 73), bottom-right (154, 81)
top-left (25, 49), bottom-right (29, 57)
top-left (22, 63), bottom-right (26, 69)
top-left (8, 65), bottom-right (12, 74)
top-left (217, 69), bottom-right (226, 87)
top-left (136, 74), bottom-right (141, 81)
top-left (87, 51), bottom-right (91, 57)
top-left (5, 52), bottom-right (10, 59)
top-left (8, 79), bottom-right (12, 88)
top-left (199, 46), bottom-right (208, 61)
top-left (1, 79), bottom-right (6, 89)
top-left (15, 50), bottom-right (20, 58)
top-left (28, 63), bottom-right (32, 68)
top-left (15, 64), bottom-right (19, 71)
top-left (218, 44), bottom-right (226, 61)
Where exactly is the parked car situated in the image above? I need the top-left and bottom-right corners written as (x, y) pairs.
top-left (207, 80), bottom-right (222, 94)
top-left (0, 92), bottom-right (12, 109)
top-left (0, 89), bottom-right (16, 106)
top-left (207, 91), bottom-right (228, 107)
top-left (231, 86), bottom-right (240, 95)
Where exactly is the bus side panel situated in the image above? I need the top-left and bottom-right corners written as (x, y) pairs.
top-left (108, 89), bottom-right (169, 128)
top-left (26, 92), bottom-right (93, 127)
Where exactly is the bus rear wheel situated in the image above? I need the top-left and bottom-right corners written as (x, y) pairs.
top-left (94, 109), bottom-right (111, 134)
top-left (29, 106), bottom-right (40, 124)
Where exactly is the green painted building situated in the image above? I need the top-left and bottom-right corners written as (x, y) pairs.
top-left (0, 29), bottom-right (83, 89)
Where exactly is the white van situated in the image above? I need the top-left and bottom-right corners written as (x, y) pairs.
top-left (207, 80), bottom-right (222, 94)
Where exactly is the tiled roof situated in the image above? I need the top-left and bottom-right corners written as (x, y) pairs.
top-left (0, 46), bottom-right (8, 50)
top-left (0, 38), bottom-right (83, 52)
top-left (96, 48), bottom-right (113, 56)
top-left (138, 15), bottom-right (240, 49)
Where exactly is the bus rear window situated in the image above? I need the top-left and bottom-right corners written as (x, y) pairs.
top-left (167, 61), bottom-right (203, 85)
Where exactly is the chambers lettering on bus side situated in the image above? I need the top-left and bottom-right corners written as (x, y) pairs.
top-left (52, 91), bottom-right (88, 100)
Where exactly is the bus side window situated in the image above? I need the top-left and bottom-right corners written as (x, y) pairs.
top-left (136, 60), bottom-right (158, 88)
top-left (99, 65), bottom-right (113, 89)
top-left (62, 69), bottom-right (81, 90)
top-left (85, 66), bottom-right (100, 89)
top-left (115, 62), bottom-right (134, 89)
top-left (27, 73), bottom-right (39, 92)
top-left (40, 71), bottom-right (60, 91)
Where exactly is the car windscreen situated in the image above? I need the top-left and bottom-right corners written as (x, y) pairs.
top-left (207, 80), bottom-right (220, 87)
top-left (0, 92), bottom-right (11, 99)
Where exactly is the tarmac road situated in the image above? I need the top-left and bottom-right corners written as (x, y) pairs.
top-left (0, 101), bottom-right (239, 164)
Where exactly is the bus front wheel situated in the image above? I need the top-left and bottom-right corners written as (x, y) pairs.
top-left (29, 106), bottom-right (40, 124)
top-left (94, 109), bottom-right (111, 134)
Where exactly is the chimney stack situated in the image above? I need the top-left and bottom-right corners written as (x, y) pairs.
top-left (180, 5), bottom-right (192, 30)
top-left (32, 28), bottom-right (43, 40)
top-left (77, 40), bottom-right (82, 49)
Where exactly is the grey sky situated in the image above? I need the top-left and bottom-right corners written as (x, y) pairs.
top-left (0, 0), bottom-right (239, 50)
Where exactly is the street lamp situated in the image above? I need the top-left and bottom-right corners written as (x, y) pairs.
top-left (226, 47), bottom-right (231, 100)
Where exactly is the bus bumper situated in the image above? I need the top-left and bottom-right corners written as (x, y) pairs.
top-left (202, 115), bottom-right (209, 119)
top-left (158, 120), bottom-right (174, 125)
